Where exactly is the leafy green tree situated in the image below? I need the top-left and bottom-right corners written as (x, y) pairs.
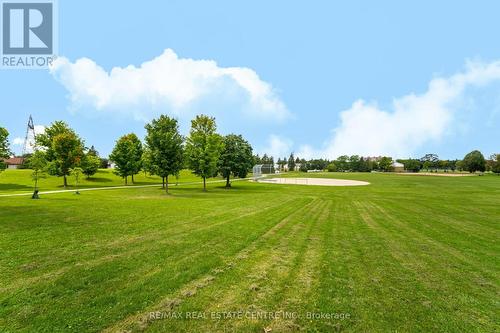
top-left (144, 115), bottom-right (184, 193)
top-left (420, 154), bottom-right (439, 172)
top-left (288, 153), bottom-right (296, 171)
top-left (402, 159), bottom-right (421, 172)
top-left (110, 133), bottom-right (143, 185)
top-left (81, 153), bottom-right (101, 178)
top-left (29, 150), bottom-right (47, 198)
top-left (335, 155), bottom-right (349, 171)
top-left (87, 145), bottom-right (99, 157)
top-left (36, 121), bottom-right (84, 187)
top-left (462, 150), bottom-right (486, 173)
top-left (0, 127), bottom-right (10, 172)
top-left (99, 158), bottom-right (109, 169)
top-left (50, 132), bottom-right (84, 187)
top-left (141, 147), bottom-right (156, 177)
top-left (378, 156), bottom-right (394, 172)
top-left (185, 115), bottom-right (222, 191)
top-left (299, 159), bottom-right (308, 172)
top-left (218, 134), bottom-right (254, 188)
top-left (327, 162), bottom-right (337, 172)
top-left (70, 167), bottom-right (83, 194)
top-left (490, 154), bottom-right (500, 175)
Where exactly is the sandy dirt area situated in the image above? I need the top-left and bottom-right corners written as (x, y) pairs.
top-left (258, 177), bottom-right (370, 186)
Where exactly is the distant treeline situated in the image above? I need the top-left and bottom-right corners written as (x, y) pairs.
top-left (254, 152), bottom-right (500, 174)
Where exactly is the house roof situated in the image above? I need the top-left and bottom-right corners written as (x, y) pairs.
top-left (392, 162), bottom-right (404, 168)
top-left (4, 157), bottom-right (24, 165)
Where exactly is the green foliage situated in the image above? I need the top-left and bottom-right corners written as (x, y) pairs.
top-left (185, 115), bottom-right (222, 190)
top-left (288, 153), bottom-right (296, 171)
top-left (69, 167), bottom-right (83, 193)
top-left (335, 155), bottom-right (349, 171)
top-left (491, 154), bottom-right (500, 175)
top-left (401, 159), bottom-right (421, 172)
top-left (420, 153), bottom-right (439, 171)
top-left (462, 150), bottom-right (486, 173)
top-left (218, 134), bottom-right (253, 187)
top-left (51, 132), bottom-right (84, 187)
top-left (378, 156), bottom-right (394, 172)
top-left (327, 162), bottom-right (337, 172)
top-left (36, 121), bottom-right (84, 186)
top-left (109, 133), bottom-right (143, 184)
top-left (0, 126), bottom-right (10, 172)
top-left (29, 150), bottom-right (47, 190)
top-left (144, 115), bottom-right (184, 192)
top-left (99, 158), bottom-right (109, 169)
top-left (81, 153), bottom-right (101, 178)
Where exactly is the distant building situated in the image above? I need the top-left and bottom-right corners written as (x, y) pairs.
top-left (392, 161), bottom-right (405, 172)
top-left (3, 157), bottom-right (24, 169)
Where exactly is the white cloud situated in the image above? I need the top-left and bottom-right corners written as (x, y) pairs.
top-left (12, 137), bottom-right (24, 146)
top-left (307, 60), bottom-right (500, 159)
top-left (259, 134), bottom-right (293, 159)
top-left (12, 125), bottom-right (45, 154)
top-left (49, 49), bottom-right (289, 122)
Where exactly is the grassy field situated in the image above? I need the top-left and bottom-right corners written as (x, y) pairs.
top-left (0, 169), bottom-right (224, 195)
top-left (0, 170), bottom-right (498, 332)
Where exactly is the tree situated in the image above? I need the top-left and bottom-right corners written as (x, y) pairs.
top-left (109, 133), bottom-right (143, 185)
top-left (378, 157), bottom-right (394, 172)
top-left (327, 162), bottom-right (337, 172)
top-left (335, 155), bottom-right (349, 172)
top-left (288, 153), bottom-right (296, 171)
top-left (462, 150), bottom-right (486, 173)
top-left (36, 121), bottom-right (84, 187)
top-left (218, 134), bottom-right (253, 188)
top-left (88, 145), bottom-right (99, 157)
top-left (349, 155), bottom-right (361, 171)
top-left (50, 132), bottom-right (84, 187)
top-left (99, 158), bottom-right (109, 169)
top-left (402, 159), bottom-right (421, 172)
top-left (490, 154), bottom-right (500, 175)
top-left (420, 154), bottom-right (439, 172)
top-left (29, 150), bottom-right (47, 199)
top-left (81, 153), bottom-right (100, 178)
top-left (70, 167), bottom-right (83, 194)
top-left (0, 127), bottom-right (10, 172)
top-left (144, 115), bottom-right (184, 193)
top-left (185, 115), bottom-right (222, 191)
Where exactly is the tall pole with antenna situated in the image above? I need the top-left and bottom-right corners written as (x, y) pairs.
top-left (22, 115), bottom-right (36, 157)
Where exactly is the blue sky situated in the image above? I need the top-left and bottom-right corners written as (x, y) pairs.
top-left (1, 0), bottom-right (499, 159)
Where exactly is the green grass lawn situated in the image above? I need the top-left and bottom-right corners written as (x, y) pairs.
top-left (0, 169), bottom-right (223, 195)
top-left (0, 171), bottom-right (498, 332)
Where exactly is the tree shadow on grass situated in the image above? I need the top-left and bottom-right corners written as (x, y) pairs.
top-left (0, 183), bottom-right (32, 191)
top-left (85, 177), bottom-right (113, 183)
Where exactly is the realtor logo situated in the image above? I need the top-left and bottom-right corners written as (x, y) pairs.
top-left (1, 0), bottom-right (57, 69)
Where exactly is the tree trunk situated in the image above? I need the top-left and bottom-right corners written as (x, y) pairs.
top-left (162, 177), bottom-right (165, 188)
top-left (203, 177), bottom-right (207, 191)
top-left (165, 175), bottom-right (169, 194)
top-left (131, 174), bottom-right (134, 184)
top-left (125, 176), bottom-right (128, 185)
top-left (63, 175), bottom-right (67, 188)
top-left (226, 175), bottom-right (231, 188)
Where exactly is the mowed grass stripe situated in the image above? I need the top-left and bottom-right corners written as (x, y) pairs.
top-left (353, 200), bottom-right (498, 332)
top-left (0, 194), bottom-right (313, 332)
top-left (367, 200), bottom-right (499, 276)
top-left (102, 198), bottom-right (321, 332)
top-left (135, 199), bottom-right (328, 333)
top-left (0, 189), bottom-right (296, 287)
